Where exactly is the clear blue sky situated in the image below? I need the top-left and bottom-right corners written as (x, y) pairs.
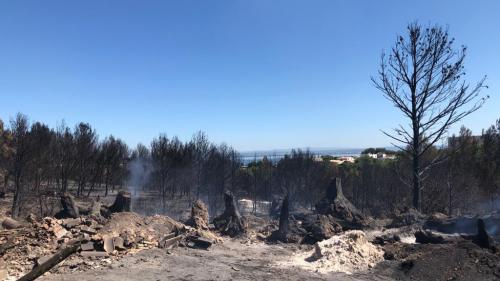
top-left (0, 1), bottom-right (498, 151)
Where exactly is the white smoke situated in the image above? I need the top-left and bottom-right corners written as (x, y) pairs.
top-left (127, 157), bottom-right (152, 211)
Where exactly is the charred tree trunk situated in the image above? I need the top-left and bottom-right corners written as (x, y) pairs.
top-left (277, 195), bottom-right (289, 241)
top-left (473, 219), bottom-right (496, 251)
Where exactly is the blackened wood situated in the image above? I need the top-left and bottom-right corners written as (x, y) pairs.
top-left (18, 243), bottom-right (80, 281)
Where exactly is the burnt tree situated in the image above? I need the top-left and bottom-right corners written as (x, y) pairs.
top-left (373, 23), bottom-right (487, 211)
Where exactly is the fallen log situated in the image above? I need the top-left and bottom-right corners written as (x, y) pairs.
top-left (18, 242), bottom-right (80, 281)
top-left (414, 229), bottom-right (446, 244)
top-left (2, 217), bottom-right (22, 229)
top-left (424, 213), bottom-right (500, 237)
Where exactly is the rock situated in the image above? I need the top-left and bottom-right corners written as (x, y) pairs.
top-left (51, 224), bottom-right (68, 239)
top-left (61, 218), bottom-right (81, 229)
top-left (315, 177), bottom-right (367, 229)
top-left (186, 200), bottom-right (209, 230)
top-left (80, 242), bottom-right (95, 251)
top-left (414, 229), bottom-right (446, 244)
top-left (302, 214), bottom-right (342, 243)
top-left (113, 237), bottom-right (126, 251)
top-left (187, 236), bottom-right (213, 250)
top-left (158, 235), bottom-right (183, 249)
top-left (103, 236), bottom-right (114, 253)
top-left (80, 251), bottom-right (109, 258)
top-left (79, 226), bottom-right (97, 235)
top-left (389, 207), bottom-right (425, 227)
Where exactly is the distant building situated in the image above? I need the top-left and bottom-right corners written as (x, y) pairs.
top-left (330, 156), bottom-right (355, 165)
top-left (313, 155), bottom-right (323, 162)
top-left (364, 152), bottom-right (396, 160)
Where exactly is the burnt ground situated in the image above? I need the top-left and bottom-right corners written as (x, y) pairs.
top-left (38, 238), bottom-right (500, 281)
top-left (40, 238), bottom-right (390, 281)
top-left (2, 191), bottom-right (500, 281)
top-left (380, 240), bottom-right (500, 281)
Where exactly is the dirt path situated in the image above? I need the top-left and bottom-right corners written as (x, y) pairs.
top-left (40, 238), bottom-right (392, 281)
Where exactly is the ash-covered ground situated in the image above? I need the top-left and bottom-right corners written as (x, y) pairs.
top-left (1, 188), bottom-right (499, 281)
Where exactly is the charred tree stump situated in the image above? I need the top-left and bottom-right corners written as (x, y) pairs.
top-left (473, 219), bottom-right (496, 251)
top-left (213, 190), bottom-right (246, 237)
top-left (108, 191), bottom-right (131, 213)
top-left (187, 199), bottom-right (209, 230)
top-left (59, 192), bottom-right (80, 218)
top-left (18, 242), bottom-right (80, 281)
top-left (315, 177), bottom-right (367, 229)
top-left (277, 195), bottom-right (289, 241)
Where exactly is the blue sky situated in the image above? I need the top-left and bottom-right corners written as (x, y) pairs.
top-left (0, 1), bottom-right (498, 151)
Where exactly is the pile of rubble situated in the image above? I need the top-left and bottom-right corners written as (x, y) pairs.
top-left (0, 212), bottom-right (185, 279)
top-left (0, 192), bottom-right (221, 280)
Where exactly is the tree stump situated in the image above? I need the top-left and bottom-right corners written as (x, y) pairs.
top-left (277, 195), bottom-right (289, 241)
top-left (315, 177), bottom-right (367, 229)
top-left (187, 199), bottom-right (209, 230)
top-left (212, 190), bottom-right (246, 237)
top-left (59, 192), bottom-right (80, 218)
top-left (473, 219), bottom-right (496, 251)
top-left (108, 191), bottom-right (131, 213)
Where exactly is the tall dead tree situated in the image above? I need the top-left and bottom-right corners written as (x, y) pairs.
top-left (372, 23), bottom-right (488, 211)
top-left (9, 114), bottom-right (31, 218)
